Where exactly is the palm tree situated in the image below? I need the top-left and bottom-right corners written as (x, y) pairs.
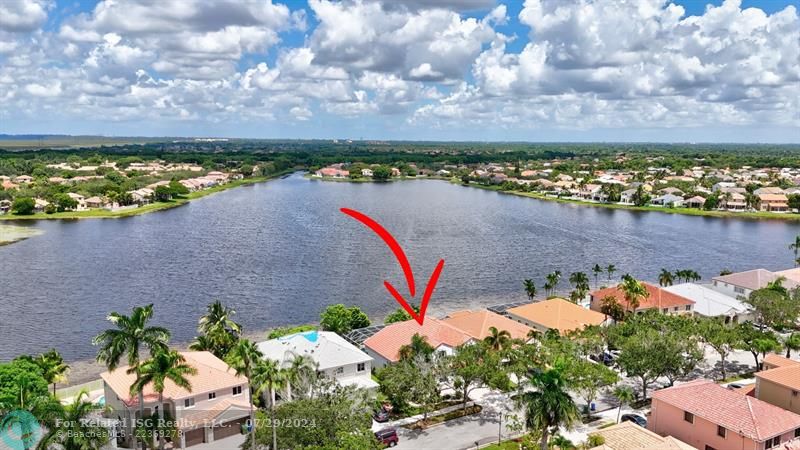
top-left (197, 300), bottom-right (242, 358)
top-left (283, 353), bottom-right (318, 401)
top-left (252, 358), bottom-right (286, 450)
top-left (523, 279), bottom-right (537, 301)
top-left (592, 264), bottom-right (603, 289)
top-left (606, 264), bottom-right (616, 283)
top-left (398, 333), bottom-right (435, 361)
top-left (520, 367), bottom-right (580, 450)
top-left (93, 304), bottom-right (170, 450)
top-left (785, 333), bottom-right (800, 358)
top-left (612, 385), bottom-right (635, 424)
top-left (36, 390), bottom-right (109, 450)
top-left (619, 275), bottom-right (649, 314)
top-left (568, 272), bottom-right (590, 302)
top-left (545, 271), bottom-right (562, 297)
top-left (18, 349), bottom-right (70, 396)
top-left (129, 350), bottom-right (197, 450)
top-left (225, 339), bottom-right (263, 450)
top-left (187, 334), bottom-right (216, 353)
top-left (789, 235), bottom-right (800, 266)
top-left (484, 327), bottom-right (512, 352)
top-left (658, 269), bottom-right (674, 287)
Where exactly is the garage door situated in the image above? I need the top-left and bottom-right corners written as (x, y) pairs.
top-left (213, 417), bottom-right (247, 441)
top-left (183, 428), bottom-right (205, 447)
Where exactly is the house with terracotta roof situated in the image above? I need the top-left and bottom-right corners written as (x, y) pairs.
top-left (589, 421), bottom-right (697, 450)
top-left (257, 330), bottom-right (378, 392)
top-left (590, 283), bottom-right (694, 315)
top-left (101, 351), bottom-right (251, 449)
top-left (775, 268), bottom-right (800, 286)
top-left (441, 309), bottom-right (534, 341)
top-left (758, 193), bottom-right (789, 212)
top-left (506, 298), bottom-right (607, 335)
top-left (710, 269), bottom-right (799, 301)
top-left (363, 318), bottom-right (473, 368)
top-left (755, 356), bottom-right (800, 416)
top-left (648, 379), bottom-right (800, 450)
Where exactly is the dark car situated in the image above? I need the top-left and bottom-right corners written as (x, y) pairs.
top-left (375, 428), bottom-right (399, 447)
top-left (621, 413), bottom-right (647, 427)
top-left (373, 409), bottom-right (390, 423)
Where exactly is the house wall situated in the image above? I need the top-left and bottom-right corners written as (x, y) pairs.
top-left (363, 346), bottom-right (392, 369)
top-left (755, 378), bottom-right (800, 415)
top-left (504, 312), bottom-right (549, 334)
top-left (648, 398), bottom-right (759, 450)
top-left (709, 280), bottom-right (751, 301)
top-left (173, 383), bottom-right (250, 421)
top-left (322, 360), bottom-right (372, 384)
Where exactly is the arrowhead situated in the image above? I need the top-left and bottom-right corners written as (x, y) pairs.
top-left (384, 259), bottom-right (444, 326)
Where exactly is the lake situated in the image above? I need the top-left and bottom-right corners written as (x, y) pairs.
top-left (0, 173), bottom-right (797, 363)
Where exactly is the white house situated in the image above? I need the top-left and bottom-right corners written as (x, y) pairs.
top-left (664, 283), bottom-right (754, 324)
top-left (257, 330), bottom-right (378, 391)
top-left (710, 269), bottom-right (799, 301)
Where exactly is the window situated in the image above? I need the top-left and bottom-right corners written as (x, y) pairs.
top-left (766, 437), bottom-right (781, 449)
top-left (734, 287), bottom-right (745, 294)
top-left (232, 386), bottom-right (242, 396)
top-left (795, 428), bottom-right (800, 438)
top-left (184, 398), bottom-right (195, 408)
top-left (208, 392), bottom-right (216, 400)
top-left (334, 367), bottom-right (344, 375)
top-left (663, 308), bottom-right (669, 313)
top-left (685, 305), bottom-right (691, 311)
top-left (673, 307), bottom-right (679, 311)
top-left (357, 362), bottom-right (365, 372)
top-left (683, 411), bottom-right (694, 423)
top-left (717, 425), bottom-right (726, 438)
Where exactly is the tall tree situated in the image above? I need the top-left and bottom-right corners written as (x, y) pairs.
top-left (129, 350), bottom-right (197, 450)
top-left (93, 304), bottom-right (170, 450)
top-left (225, 339), bottom-right (264, 450)
top-left (398, 333), bottom-right (435, 362)
top-left (697, 319), bottom-right (739, 381)
top-left (17, 349), bottom-right (70, 396)
top-left (520, 367), bottom-right (580, 450)
top-left (252, 358), bottom-right (286, 450)
top-left (568, 272), bottom-right (590, 302)
top-left (658, 269), bottom-right (674, 287)
top-left (612, 385), bottom-right (634, 424)
top-left (283, 353), bottom-right (318, 401)
top-left (484, 327), bottom-right (512, 352)
top-left (619, 275), bottom-right (649, 314)
top-left (784, 333), bottom-right (800, 358)
top-left (523, 279), bottom-right (537, 301)
top-left (196, 300), bottom-right (242, 358)
top-left (36, 390), bottom-right (110, 450)
top-left (606, 264), bottom-right (617, 283)
top-left (790, 235), bottom-right (800, 266)
top-left (592, 264), bottom-right (603, 289)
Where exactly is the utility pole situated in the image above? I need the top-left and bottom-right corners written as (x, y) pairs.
top-left (498, 412), bottom-right (502, 443)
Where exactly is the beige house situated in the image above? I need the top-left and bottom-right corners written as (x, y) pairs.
top-left (101, 351), bottom-right (251, 449)
top-left (506, 298), bottom-right (607, 335)
top-left (754, 355), bottom-right (800, 416)
top-left (758, 193), bottom-right (789, 212)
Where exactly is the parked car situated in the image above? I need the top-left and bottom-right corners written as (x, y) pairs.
top-left (375, 428), bottom-right (399, 447)
top-left (621, 413), bottom-right (647, 427)
top-left (373, 409), bottom-right (390, 423)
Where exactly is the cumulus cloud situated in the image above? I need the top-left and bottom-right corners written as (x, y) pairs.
top-left (0, 0), bottom-right (797, 138)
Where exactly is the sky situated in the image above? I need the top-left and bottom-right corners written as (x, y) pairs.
top-left (0, 0), bottom-right (798, 142)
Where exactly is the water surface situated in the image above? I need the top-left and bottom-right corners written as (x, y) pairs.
top-left (0, 173), bottom-right (796, 362)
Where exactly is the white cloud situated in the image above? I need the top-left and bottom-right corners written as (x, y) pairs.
top-left (0, 0), bottom-right (51, 32)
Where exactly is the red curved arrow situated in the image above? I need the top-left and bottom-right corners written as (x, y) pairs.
top-left (341, 208), bottom-right (444, 325)
top-left (340, 207), bottom-right (416, 297)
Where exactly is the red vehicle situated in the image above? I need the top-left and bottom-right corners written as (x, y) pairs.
top-left (375, 428), bottom-right (399, 447)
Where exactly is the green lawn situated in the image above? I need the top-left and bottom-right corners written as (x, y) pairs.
top-left (0, 172), bottom-right (289, 221)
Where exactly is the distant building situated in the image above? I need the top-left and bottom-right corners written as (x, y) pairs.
top-left (590, 282), bottom-right (694, 315)
top-left (506, 298), bottom-right (607, 335)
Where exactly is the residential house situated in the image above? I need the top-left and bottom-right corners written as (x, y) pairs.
top-left (34, 198), bottom-right (49, 212)
top-left (754, 187), bottom-right (786, 196)
top-left (1, 180), bottom-right (18, 190)
top-left (129, 188), bottom-right (154, 204)
top-left (85, 196), bottom-right (105, 209)
top-left (436, 169), bottom-right (451, 176)
top-left (754, 356), bottom-right (800, 416)
top-left (256, 330), bottom-right (378, 392)
top-left (589, 421), bottom-right (697, 450)
top-left (505, 298), bottom-right (607, 335)
top-left (758, 193), bottom-right (789, 212)
top-left (659, 187), bottom-right (685, 196)
top-left (651, 194), bottom-right (685, 207)
top-left (67, 193), bottom-right (87, 210)
top-left (363, 318), bottom-right (473, 368)
top-left (441, 309), bottom-right (534, 341)
top-left (590, 282), bottom-right (695, 315)
top-left (580, 184), bottom-right (604, 201)
top-left (648, 379), bottom-right (800, 450)
top-left (13, 175), bottom-right (32, 183)
top-left (620, 188), bottom-right (638, 204)
top-left (775, 268), bottom-right (800, 285)
top-left (0, 199), bottom-right (11, 213)
top-left (314, 167), bottom-right (349, 178)
top-left (721, 192), bottom-right (747, 211)
top-left (101, 351), bottom-right (251, 449)
top-left (710, 269), bottom-right (799, 301)
top-left (684, 196), bottom-right (706, 208)
top-left (664, 283), bottom-right (753, 324)
top-left (361, 168), bottom-right (373, 177)
top-left (712, 182), bottom-right (737, 192)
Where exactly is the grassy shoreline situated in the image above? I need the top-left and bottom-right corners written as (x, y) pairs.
top-left (0, 171), bottom-right (292, 221)
top-left (458, 181), bottom-right (800, 221)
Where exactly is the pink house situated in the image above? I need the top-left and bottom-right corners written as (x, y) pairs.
top-left (649, 379), bottom-right (800, 450)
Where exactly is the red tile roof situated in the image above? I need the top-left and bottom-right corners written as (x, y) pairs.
top-left (591, 282), bottom-right (694, 311)
top-left (442, 309), bottom-right (533, 341)
top-left (756, 364), bottom-right (800, 391)
top-left (652, 379), bottom-right (800, 441)
top-left (364, 318), bottom-right (472, 363)
top-left (101, 351), bottom-right (247, 407)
